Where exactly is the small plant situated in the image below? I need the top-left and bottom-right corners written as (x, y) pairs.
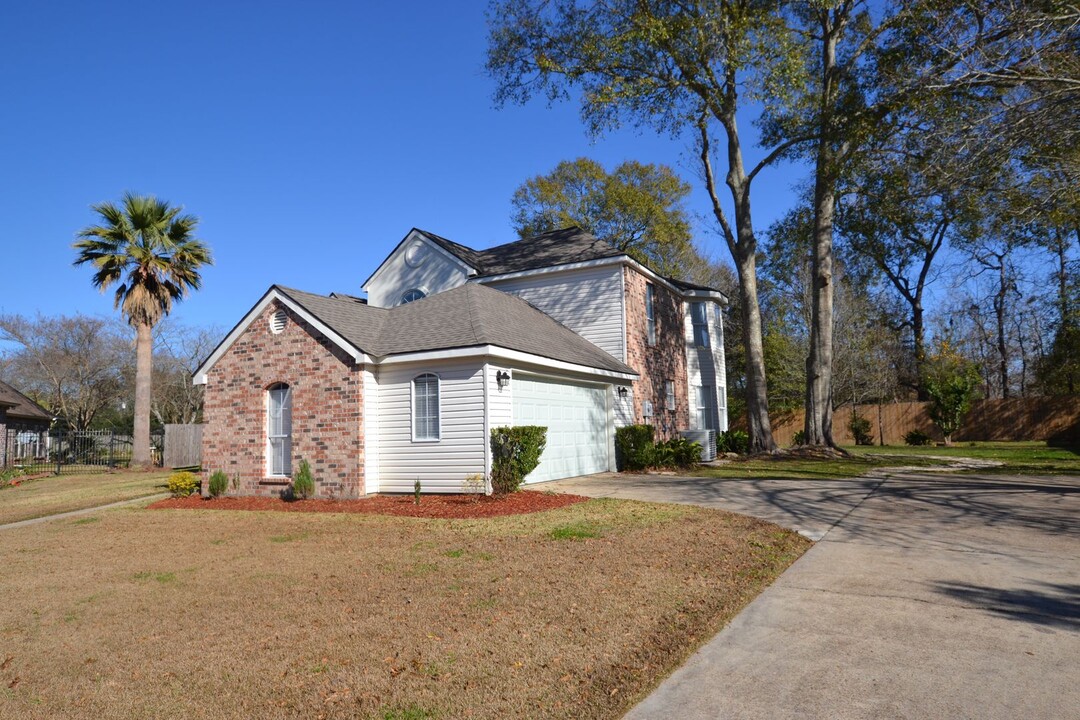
top-left (167, 471), bottom-right (199, 498)
top-left (615, 424), bottom-right (656, 470)
top-left (207, 470), bottom-right (229, 498)
top-left (792, 430), bottom-right (806, 446)
top-left (291, 459), bottom-right (315, 500)
top-left (904, 429), bottom-right (933, 446)
top-left (490, 426), bottom-right (548, 494)
top-left (230, 473), bottom-right (240, 492)
top-left (414, 477), bottom-right (422, 505)
top-left (716, 429), bottom-right (749, 455)
top-left (653, 437), bottom-right (701, 468)
top-left (848, 412), bottom-right (874, 446)
top-left (462, 473), bottom-right (487, 497)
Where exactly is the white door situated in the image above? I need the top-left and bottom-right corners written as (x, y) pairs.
top-left (511, 375), bottom-right (609, 483)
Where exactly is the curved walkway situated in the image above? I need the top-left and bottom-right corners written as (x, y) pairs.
top-left (545, 471), bottom-right (1080, 719)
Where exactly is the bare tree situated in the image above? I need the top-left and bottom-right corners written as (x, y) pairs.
top-left (0, 314), bottom-right (130, 430)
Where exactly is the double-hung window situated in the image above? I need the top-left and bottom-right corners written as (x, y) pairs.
top-left (267, 384), bottom-right (292, 476)
top-left (696, 385), bottom-right (715, 430)
top-left (713, 303), bottom-right (724, 346)
top-left (646, 283), bottom-right (657, 346)
top-left (665, 380), bottom-right (676, 411)
top-left (691, 302), bottom-right (709, 347)
top-left (412, 373), bottom-right (440, 441)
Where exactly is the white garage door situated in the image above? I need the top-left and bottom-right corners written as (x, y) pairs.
top-left (512, 375), bottom-right (610, 483)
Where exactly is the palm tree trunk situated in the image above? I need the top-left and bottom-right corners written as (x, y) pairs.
top-left (133, 321), bottom-right (153, 467)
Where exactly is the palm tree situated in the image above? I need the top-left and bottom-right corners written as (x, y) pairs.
top-left (73, 192), bottom-right (212, 467)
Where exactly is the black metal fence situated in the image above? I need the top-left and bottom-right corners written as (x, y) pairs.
top-left (2, 428), bottom-right (163, 475)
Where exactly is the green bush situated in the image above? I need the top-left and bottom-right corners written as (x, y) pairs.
top-left (490, 426), bottom-right (547, 495)
top-left (716, 429), bottom-right (749, 455)
top-left (291, 459), bottom-right (315, 500)
top-left (904, 429), bottom-right (933, 446)
top-left (207, 470), bottom-right (229, 498)
top-left (167, 471), bottom-right (199, 498)
top-left (653, 437), bottom-right (701, 468)
top-left (615, 424), bottom-right (655, 471)
top-left (792, 430), bottom-right (806, 446)
top-left (848, 413), bottom-right (874, 446)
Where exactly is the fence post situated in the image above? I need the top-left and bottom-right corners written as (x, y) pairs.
top-left (56, 432), bottom-right (62, 476)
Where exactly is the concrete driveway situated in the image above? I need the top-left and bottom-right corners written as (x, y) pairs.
top-left (544, 471), bottom-right (1080, 719)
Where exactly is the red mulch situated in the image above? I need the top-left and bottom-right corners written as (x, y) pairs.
top-left (147, 490), bottom-right (589, 519)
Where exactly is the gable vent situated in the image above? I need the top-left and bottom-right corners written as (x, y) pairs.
top-left (270, 309), bottom-right (287, 334)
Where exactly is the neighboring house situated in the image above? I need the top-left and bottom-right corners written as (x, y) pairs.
top-left (196, 227), bottom-right (727, 496)
top-left (0, 380), bottom-right (53, 467)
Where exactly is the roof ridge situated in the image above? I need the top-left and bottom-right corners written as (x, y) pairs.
top-left (462, 284), bottom-right (485, 344)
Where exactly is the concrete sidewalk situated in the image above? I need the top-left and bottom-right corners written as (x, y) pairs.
top-left (0, 493), bottom-right (168, 531)
top-left (545, 472), bottom-right (1080, 719)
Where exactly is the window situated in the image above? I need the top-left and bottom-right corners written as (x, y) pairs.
top-left (400, 288), bottom-right (426, 305)
top-left (412, 373), bottom-right (440, 441)
top-left (645, 283), bottom-right (657, 346)
top-left (696, 385), bottom-right (715, 430)
top-left (718, 386), bottom-right (727, 409)
top-left (267, 384), bottom-right (292, 476)
top-left (665, 380), bottom-right (675, 411)
top-left (691, 302), bottom-right (709, 347)
top-left (714, 304), bottom-right (723, 346)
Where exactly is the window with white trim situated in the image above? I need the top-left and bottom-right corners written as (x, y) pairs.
top-left (412, 373), bottom-right (440, 441)
top-left (646, 283), bottom-right (657, 346)
top-left (400, 288), bottom-right (426, 305)
top-left (696, 385), bottom-right (715, 430)
top-left (665, 380), bottom-right (675, 411)
top-left (691, 302), bottom-right (709, 347)
top-left (714, 303), bottom-right (723, 346)
top-left (267, 383), bottom-right (292, 476)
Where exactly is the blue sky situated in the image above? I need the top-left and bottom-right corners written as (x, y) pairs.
top-left (0, 0), bottom-right (805, 332)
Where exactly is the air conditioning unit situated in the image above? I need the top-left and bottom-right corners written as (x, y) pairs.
top-left (680, 429), bottom-right (717, 462)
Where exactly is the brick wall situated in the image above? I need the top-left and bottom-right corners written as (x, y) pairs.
top-left (201, 300), bottom-right (365, 498)
top-left (623, 267), bottom-right (690, 439)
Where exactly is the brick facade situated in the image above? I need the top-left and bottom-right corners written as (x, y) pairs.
top-left (201, 300), bottom-right (365, 498)
top-left (623, 267), bottom-right (690, 439)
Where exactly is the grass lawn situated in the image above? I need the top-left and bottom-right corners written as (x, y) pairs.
top-left (0, 470), bottom-right (170, 525)
top-left (0, 498), bottom-right (808, 719)
top-left (696, 451), bottom-right (952, 480)
top-left (846, 441), bottom-right (1080, 475)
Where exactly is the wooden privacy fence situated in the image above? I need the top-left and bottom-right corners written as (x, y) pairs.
top-left (768, 396), bottom-right (1080, 446)
top-left (164, 424), bottom-right (203, 468)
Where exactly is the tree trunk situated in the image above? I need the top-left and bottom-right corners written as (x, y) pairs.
top-left (734, 245), bottom-right (776, 452)
top-left (804, 12), bottom-right (842, 449)
top-left (995, 261), bottom-right (1009, 399)
top-left (133, 321), bottom-right (153, 467)
top-left (912, 301), bottom-right (929, 401)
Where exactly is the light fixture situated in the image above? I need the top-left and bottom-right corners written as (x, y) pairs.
top-left (617, 386), bottom-right (628, 398)
top-left (496, 370), bottom-right (511, 389)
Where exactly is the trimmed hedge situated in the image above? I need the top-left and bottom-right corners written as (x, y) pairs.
top-left (490, 426), bottom-right (547, 494)
top-left (167, 471), bottom-right (198, 498)
top-left (615, 424), bottom-right (655, 471)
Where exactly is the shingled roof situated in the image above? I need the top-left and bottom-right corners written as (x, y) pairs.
top-left (415, 226), bottom-right (624, 277)
top-left (274, 284), bottom-right (636, 375)
top-left (0, 381), bottom-right (52, 423)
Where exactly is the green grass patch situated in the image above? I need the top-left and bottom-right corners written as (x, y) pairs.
top-left (847, 441), bottom-right (1080, 475)
top-left (132, 571), bottom-right (176, 584)
top-left (549, 521), bottom-right (603, 540)
top-left (268, 533), bottom-right (307, 543)
top-left (72, 517), bottom-right (99, 526)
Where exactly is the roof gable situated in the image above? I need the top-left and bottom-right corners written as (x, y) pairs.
top-left (360, 228), bottom-right (478, 291)
top-left (0, 381), bottom-right (52, 422)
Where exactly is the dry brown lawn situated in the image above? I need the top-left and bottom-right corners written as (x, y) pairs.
top-left (0, 470), bottom-right (170, 525)
top-left (0, 498), bottom-right (809, 719)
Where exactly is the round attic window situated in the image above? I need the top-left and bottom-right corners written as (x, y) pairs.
top-left (404, 240), bottom-right (427, 267)
top-left (270, 309), bottom-right (287, 334)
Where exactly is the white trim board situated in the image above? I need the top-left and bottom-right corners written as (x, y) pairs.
top-left (377, 344), bottom-right (638, 382)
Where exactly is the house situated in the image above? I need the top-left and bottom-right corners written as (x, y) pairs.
top-left (0, 380), bottom-right (53, 468)
top-left (195, 227), bottom-right (727, 495)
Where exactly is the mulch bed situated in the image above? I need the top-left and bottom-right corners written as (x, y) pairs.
top-left (147, 490), bottom-right (588, 519)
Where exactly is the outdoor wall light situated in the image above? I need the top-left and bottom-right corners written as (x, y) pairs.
top-left (617, 386), bottom-right (629, 398)
top-left (496, 370), bottom-right (511, 389)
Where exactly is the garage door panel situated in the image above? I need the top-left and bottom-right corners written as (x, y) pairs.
top-left (512, 376), bottom-right (609, 483)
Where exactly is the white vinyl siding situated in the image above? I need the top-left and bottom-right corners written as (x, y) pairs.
top-left (363, 367), bottom-right (380, 494)
top-left (481, 265), bottom-right (626, 362)
top-left (412, 373), bottom-right (440, 441)
top-left (267, 384), bottom-right (291, 477)
top-left (363, 235), bottom-right (471, 308)
top-left (684, 300), bottom-right (728, 431)
top-left (696, 385), bottom-right (715, 430)
top-left (377, 359), bottom-right (486, 492)
top-left (487, 365), bottom-right (513, 428)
